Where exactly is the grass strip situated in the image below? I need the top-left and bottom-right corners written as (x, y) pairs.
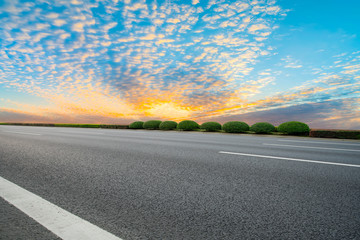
top-left (0, 123), bottom-right (128, 129)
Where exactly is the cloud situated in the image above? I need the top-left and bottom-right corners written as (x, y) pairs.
top-left (60, 33), bottom-right (71, 39)
top-left (281, 56), bottom-right (303, 68)
top-left (72, 22), bottom-right (85, 32)
top-left (265, 6), bottom-right (281, 15)
top-left (103, 22), bottom-right (117, 32)
top-left (285, 64), bottom-right (302, 69)
top-left (167, 18), bottom-right (181, 24)
top-left (2, 0), bottom-right (358, 129)
top-left (32, 33), bottom-right (50, 43)
top-left (139, 34), bottom-right (159, 40)
top-left (46, 13), bottom-right (59, 19)
top-left (0, 0), bottom-right (30, 15)
top-left (156, 39), bottom-right (175, 45)
top-left (192, 0), bottom-right (200, 5)
top-left (203, 98), bottom-right (360, 130)
top-left (53, 19), bottom-right (67, 26)
top-left (248, 24), bottom-right (269, 33)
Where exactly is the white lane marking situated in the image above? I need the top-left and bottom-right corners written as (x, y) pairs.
top-left (0, 176), bottom-right (123, 240)
top-left (263, 143), bottom-right (360, 152)
top-left (219, 151), bottom-right (360, 168)
top-left (2, 131), bottom-right (42, 136)
top-left (278, 139), bottom-right (360, 146)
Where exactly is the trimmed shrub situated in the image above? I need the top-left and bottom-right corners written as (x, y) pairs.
top-left (277, 121), bottom-right (310, 135)
top-left (159, 121), bottom-right (178, 130)
top-left (177, 120), bottom-right (199, 131)
top-left (143, 120), bottom-right (162, 130)
top-left (129, 121), bottom-right (144, 129)
top-left (200, 122), bottom-right (222, 132)
top-left (250, 122), bottom-right (275, 134)
top-left (222, 121), bottom-right (249, 133)
top-left (309, 130), bottom-right (360, 139)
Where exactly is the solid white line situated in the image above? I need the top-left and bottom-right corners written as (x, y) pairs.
top-left (218, 151), bottom-right (360, 168)
top-left (0, 176), bottom-right (123, 240)
top-left (263, 143), bottom-right (360, 152)
top-left (278, 139), bottom-right (360, 146)
top-left (2, 131), bottom-right (42, 136)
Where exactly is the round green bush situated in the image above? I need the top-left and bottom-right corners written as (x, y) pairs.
top-left (129, 121), bottom-right (144, 129)
top-left (250, 122), bottom-right (275, 134)
top-left (277, 121), bottom-right (310, 135)
top-left (222, 121), bottom-right (249, 133)
top-left (143, 120), bottom-right (162, 130)
top-left (200, 122), bottom-right (222, 132)
top-left (159, 121), bottom-right (178, 130)
top-left (177, 120), bottom-right (199, 131)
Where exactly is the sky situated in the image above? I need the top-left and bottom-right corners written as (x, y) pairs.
top-left (0, 0), bottom-right (359, 129)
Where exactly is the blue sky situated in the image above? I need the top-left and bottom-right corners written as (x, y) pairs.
top-left (0, 0), bottom-right (359, 129)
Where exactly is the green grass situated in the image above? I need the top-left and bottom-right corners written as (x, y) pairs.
top-left (0, 123), bottom-right (128, 129)
top-left (54, 124), bottom-right (100, 128)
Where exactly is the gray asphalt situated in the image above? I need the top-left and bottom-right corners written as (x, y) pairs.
top-left (1, 125), bottom-right (359, 239)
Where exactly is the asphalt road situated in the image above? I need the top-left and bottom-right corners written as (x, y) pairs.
top-left (1, 125), bottom-right (359, 239)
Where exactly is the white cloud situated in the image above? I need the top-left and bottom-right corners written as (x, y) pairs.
top-left (60, 33), bottom-right (71, 39)
top-left (35, 23), bottom-right (50, 30)
top-left (266, 6), bottom-right (281, 15)
top-left (248, 24), bottom-right (268, 33)
top-left (71, 0), bottom-right (82, 5)
top-left (46, 13), bottom-right (59, 19)
top-left (0, 0), bottom-right (290, 122)
top-left (32, 33), bottom-right (50, 43)
top-left (282, 56), bottom-right (303, 69)
top-left (53, 19), bottom-right (67, 26)
top-left (72, 22), bottom-right (85, 32)
top-left (167, 18), bottom-right (181, 24)
top-left (192, 0), bottom-right (200, 5)
top-left (103, 22), bottom-right (117, 31)
top-left (284, 64), bottom-right (302, 69)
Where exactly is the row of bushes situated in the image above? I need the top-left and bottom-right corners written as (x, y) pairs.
top-left (129, 120), bottom-right (310, 135)
top-left (309, 130), bottom-right (360, 139)
top-left (2, 122), bottom-right (358, 139)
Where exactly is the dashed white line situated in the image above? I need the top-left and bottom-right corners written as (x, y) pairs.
top-left (2, 131), bottom-right (42, 136)
top-left (0, 176), bottom-right (123, 240)
top-left (219, 151), bottom-right (360, 168)
top-left (263, 143), bottom-right (360, 152)
top-left (278, 139), bottom-right (360, 146)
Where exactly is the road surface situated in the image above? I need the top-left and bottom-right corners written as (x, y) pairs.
top-left (1, 125), bottom-right (359, 239)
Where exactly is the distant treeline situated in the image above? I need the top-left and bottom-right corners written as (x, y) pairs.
top-left (1, 122), bottom-right (359, 139)
top-left (0, 123), bottom-right (128, 129)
